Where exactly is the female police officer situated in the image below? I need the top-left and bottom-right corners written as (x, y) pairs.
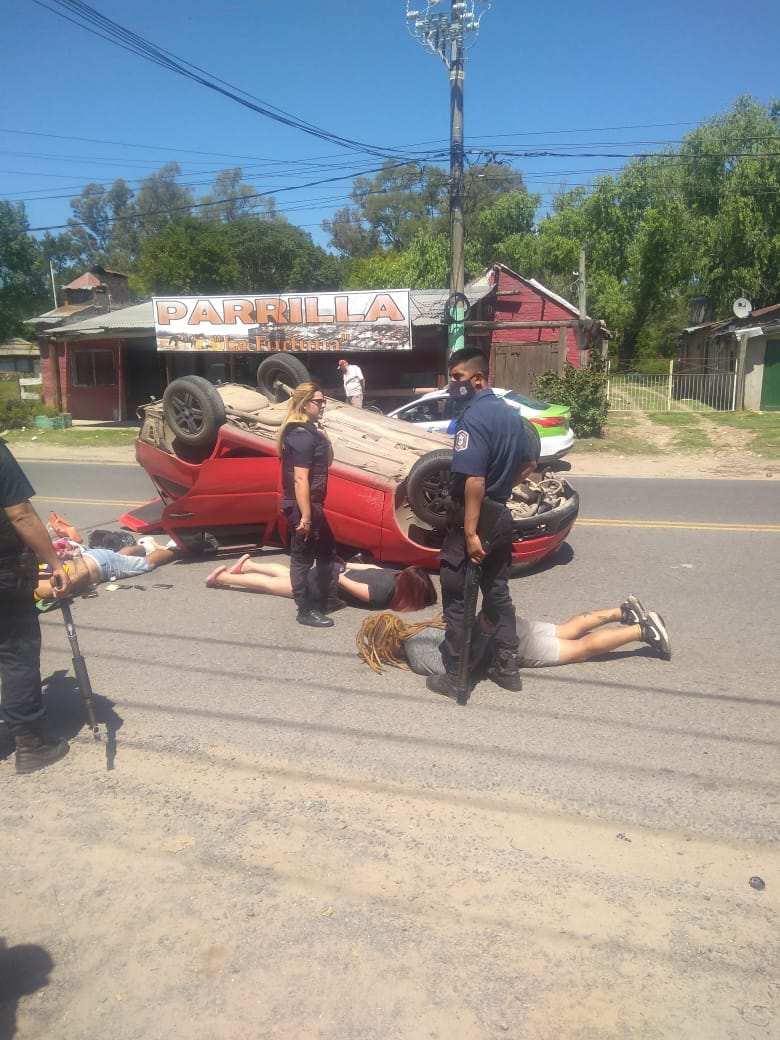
top-left (1, 441), bottom-right (72, 773)
top-left (426, 349), bottom-right (538, 698)
top-left (277, 382), bottom-right (339, 628)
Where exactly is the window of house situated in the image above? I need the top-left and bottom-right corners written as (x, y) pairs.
top-left (72, 350), bottom-right (115, 388)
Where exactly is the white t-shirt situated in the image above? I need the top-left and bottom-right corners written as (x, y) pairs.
top-left (342, 364), bottom-right (364, 397)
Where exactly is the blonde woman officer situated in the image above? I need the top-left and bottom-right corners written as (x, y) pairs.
top-left (277, 382), bottom-right (338, 628)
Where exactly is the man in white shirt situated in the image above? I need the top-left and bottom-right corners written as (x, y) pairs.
top-left (337, 358), bottom-right (365, 408)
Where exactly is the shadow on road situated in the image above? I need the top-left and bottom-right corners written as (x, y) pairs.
top-left (0, 937), bottom-right (53, 1040)
top-left (42, 670), bottom-right (123, 770)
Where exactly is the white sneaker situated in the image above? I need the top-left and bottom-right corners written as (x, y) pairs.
top-left (137, 536), bottom-right (161, 555)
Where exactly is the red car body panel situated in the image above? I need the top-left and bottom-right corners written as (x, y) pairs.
top-left (122, 422), bottom-right (576, 570)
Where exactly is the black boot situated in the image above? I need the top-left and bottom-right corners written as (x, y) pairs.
top-left (296, 608), bottom-right (335, 628)
top-left (14, 725), bottom-right (69, 775)
top-left (486, 648), bottom-right (523, 692)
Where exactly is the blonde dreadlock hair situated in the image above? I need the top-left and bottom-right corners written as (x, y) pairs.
top-left (356, 612), bottom-right (445, 674)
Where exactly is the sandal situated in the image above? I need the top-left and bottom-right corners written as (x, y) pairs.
top-left (205, 566), bottom-right (228, 588)
top-left (229, 553), bottom-right (251, 575)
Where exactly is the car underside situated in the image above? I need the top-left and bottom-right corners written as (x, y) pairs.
top-left (122, 372), bottom-right (579, 571)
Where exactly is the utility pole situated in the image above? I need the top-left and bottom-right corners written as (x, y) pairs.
top-left (577, 248), bottom-right (587, 317)
top-left (406, 1), bottom-right (492, 374)
top-left (49, 259), bottom-right (59, 308)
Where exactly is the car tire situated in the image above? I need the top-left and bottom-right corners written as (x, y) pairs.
top-left (522, 416), bottom-right (542, 461)
top-left (257, 354), bottom-right (310, 402)
top-left (406, 448), bottom-right (453, 530)
top-left (162, 376), bottom-right (226, 449)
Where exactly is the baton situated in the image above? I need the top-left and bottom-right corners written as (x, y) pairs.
top-left (59, 599), bottom-right (101, 741)
top-left (455, 558), bottom-right (482, 706)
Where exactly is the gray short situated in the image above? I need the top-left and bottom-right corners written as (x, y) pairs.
top-left (517, 620), bottom-right (560, 667)
top-left (84, 547), bottom-right (152, 582)
top-left (403, 620), bottom-right (561, 675)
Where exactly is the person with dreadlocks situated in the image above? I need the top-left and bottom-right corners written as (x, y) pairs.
top-left (357, 595), bottom-right (671, 683)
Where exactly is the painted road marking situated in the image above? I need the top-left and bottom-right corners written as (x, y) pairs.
top-left (33, 496), bottom-right (143, 507)
top-left (30, 497), bottom-right (780, 533)
top-left (578, 518), bottom-right (780, 533)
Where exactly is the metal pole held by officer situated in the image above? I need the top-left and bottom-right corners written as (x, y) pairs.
top-left (425, 349), bottom-right (540, 702)
top-left (0, 441), bottom-right (73, 773)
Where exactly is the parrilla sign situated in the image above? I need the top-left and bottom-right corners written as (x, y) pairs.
top-left (153, 290), bottom-right (412, 353)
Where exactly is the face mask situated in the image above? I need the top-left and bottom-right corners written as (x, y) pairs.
top-left (447, 378), bottom-right (476, 401)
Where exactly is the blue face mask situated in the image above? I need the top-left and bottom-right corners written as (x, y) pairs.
top-left (447, 377), bottom-right (476, 401)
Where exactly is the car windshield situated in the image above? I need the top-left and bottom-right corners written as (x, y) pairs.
top-left (504, 390), bottom-right (550, 410)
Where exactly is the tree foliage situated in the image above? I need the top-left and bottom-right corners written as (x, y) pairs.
top-left (0, 201), bottom-right (48, 341)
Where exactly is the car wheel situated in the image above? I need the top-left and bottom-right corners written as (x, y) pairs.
top-left (406, 448), bottom-right (453, 530)
top-left (522, 416), bottom-right (542, 461)
top-left (162, 376), bottom-right (226, 449)
top-left (257, 354), bottom-right (310, 402)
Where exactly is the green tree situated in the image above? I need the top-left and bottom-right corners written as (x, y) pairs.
top-left (199, 168), bottom-right (259, 223)
top-left (0, 201), bottom-right (48, 340)
top-left (134, 215), bottom-right (344, 296)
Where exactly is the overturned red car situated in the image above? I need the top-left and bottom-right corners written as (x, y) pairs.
top-left (121, 358), bottom-right (578, 570)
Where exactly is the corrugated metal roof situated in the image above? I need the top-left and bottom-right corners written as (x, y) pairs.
top-left (410, 279), bottom-right (494, 327)
top-left (0, 338), bottom-right (38, 357)
top-left (26, 302), bottom-right (95, 326)
top-left (64, 271), bottom-right (103, 290)
top-left (49, 300), bottom-right (155, 337)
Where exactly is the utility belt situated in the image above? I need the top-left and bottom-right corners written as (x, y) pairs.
top-left (0, 548), bottom-right (39, 596)
top-left (445, 495), bottom-right (509, 546)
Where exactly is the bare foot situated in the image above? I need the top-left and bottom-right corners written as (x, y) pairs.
top-left (205, 566), bottom-right (228, 588)
top-left (229, 553), bottom-right (251, 575)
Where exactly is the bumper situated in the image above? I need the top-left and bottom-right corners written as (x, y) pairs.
top-left (539, 429), bottom-right (575, 460)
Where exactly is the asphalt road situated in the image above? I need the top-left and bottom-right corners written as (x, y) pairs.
top-left (16, 459), bottom-right (780, 838)
top-left (3, 458), bottom-right (779, 1039)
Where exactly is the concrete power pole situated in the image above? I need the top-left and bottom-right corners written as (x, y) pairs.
top-left (406, 1), bottom-right (493, 373)
top-left (578, 248), bottom-right (587, 317)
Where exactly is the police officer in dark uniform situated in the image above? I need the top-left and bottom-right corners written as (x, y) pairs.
top-left (426, 349), bottom-right (538, 697)
top-left (278, 382), bottom-right (339, 628)
top-left (0, 441), bottom-right (72, 773)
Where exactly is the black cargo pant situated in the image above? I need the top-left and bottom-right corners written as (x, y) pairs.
top-left (0, 592), bottom-right (44, 736)
top-left (285, 506), bottom-right (339, 612)
top-left (439, 504), bottom-right (518, 674)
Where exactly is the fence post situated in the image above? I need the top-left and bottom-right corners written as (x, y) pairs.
top-left (667, 359), bottom-right (674, 411)
top-left (606, 358), bottom-right (611, 406)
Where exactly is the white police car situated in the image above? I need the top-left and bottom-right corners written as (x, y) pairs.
top-left (387, 387), bottom-right (575, 461)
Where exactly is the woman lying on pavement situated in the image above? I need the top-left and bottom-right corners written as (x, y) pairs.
top-left (357, 595), bottom-right (671, 678)
top-left (206, 555), bottom-right (437, 613)
top-left (35, 538), bottom-right (179, 601)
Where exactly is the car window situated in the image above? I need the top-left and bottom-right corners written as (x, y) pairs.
top-left (504, 390), bottom-right (550, 410)
top-left (400, 399), bottom-right (446, 423)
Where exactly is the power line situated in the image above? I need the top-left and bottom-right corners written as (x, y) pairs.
top-left (26, 160), bottom-right (416, 233)
top-left (30, 0), bottom-right (412, 161)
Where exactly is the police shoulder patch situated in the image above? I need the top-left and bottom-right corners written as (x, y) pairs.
top-left (454, 430), bottom-right (469, 451)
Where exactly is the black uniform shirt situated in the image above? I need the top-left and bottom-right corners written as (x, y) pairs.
top-left (280, 421), bottom-right (331, 510)
top-left (449, 389), bottom-right (532, 504)
top-left (0, 441), bottom-right (35, 559)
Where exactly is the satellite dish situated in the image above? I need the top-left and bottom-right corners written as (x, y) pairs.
top-left (733, 297), bottom-right (753, 319)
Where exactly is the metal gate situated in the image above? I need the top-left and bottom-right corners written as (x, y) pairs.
top-left (608, 362), bottom-right (737, 413)
top-left (492, 340), bottom-right (566, 394)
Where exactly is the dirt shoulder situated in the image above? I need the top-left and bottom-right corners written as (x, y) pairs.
top-left (4, 413), bottom-right (779, 479)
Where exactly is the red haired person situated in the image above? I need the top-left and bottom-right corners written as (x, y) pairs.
top-left (206, 556), bottom-right (437, 613)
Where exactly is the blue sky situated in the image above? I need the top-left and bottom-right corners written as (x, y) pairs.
top-left (3, 0), bottom-right (778, 248)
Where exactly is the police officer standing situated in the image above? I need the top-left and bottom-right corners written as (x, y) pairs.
top-left (1, 441), bottom-right (72, 773)
top-left (426, 349), bottom-right (537, 698)
top-left (277, 382), bottom-right (339, 628)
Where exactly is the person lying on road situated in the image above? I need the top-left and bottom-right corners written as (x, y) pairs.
top-left (205, 555), bottom-right (437, 613)
top-left (35, 538), bottom-right (179, 601)
top-left (357, 595), bottom-right (671, 679)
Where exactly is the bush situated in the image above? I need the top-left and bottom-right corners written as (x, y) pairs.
top-left (0, 398), bottom-right (59, 430)
top-left (534, 353), bottom-right (609, 437)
